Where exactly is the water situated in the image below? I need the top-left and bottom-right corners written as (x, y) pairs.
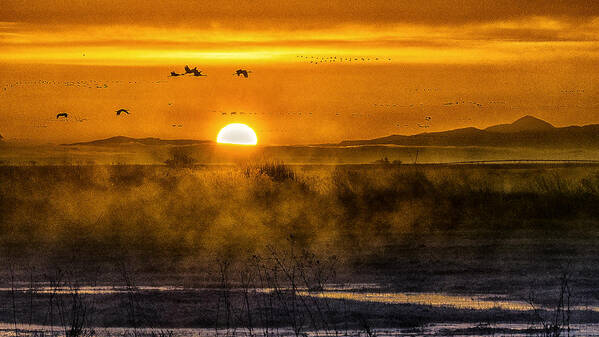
top-left (3, 284), bottom-right (599, 336)
top-left (297, 290), bottom-right (599, 313)
top-left (1, 323), bottom-right (599, 337)
top-left (0, 283), bottom-right (380, 295)
top-left (2, 284), bottom-right (598, 312)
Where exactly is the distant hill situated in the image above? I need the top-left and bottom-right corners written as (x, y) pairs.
top-left (485, 115), bottom-right (555, 133)
top-left (63, 136), bottom-right (212, 146)
top-left (339, 116), bottom-right (599, 148)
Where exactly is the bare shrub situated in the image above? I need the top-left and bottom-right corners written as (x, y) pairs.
top-left (164, 147), bottom-right (197, 168)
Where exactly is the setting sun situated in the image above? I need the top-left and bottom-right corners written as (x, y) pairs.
top-left (216, 123), bottom-right (258, 145)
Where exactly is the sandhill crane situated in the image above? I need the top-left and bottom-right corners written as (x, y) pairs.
top-left (184, 65), bottom-right (197, 74)
top-left (234, 69), bottom-right (251, 78)
top-left (191, 69), bottom-right (206, 77)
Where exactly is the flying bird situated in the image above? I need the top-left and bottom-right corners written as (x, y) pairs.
top-left (184, 65), bottom-right (197, 74)
top-left (170, 71), bottom-right (183, 77)
top-left (234, 69), bottom-right (251, 78)
top-left (56, 113), bottom-right (68, 119)
top-left (116, 109), bottom-right (129, 116)
top-left (191, 69), bottom-right (206, 77)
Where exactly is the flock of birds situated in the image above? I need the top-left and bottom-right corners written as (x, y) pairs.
top-left (4, 65), bottom-right (256, 128)
top-left (0, 64), bottom-right (593, 135)
top-left (170, 65), bottom-right (206, 77)
top-left (442, 101), bottom-right (484, 107)
top-left (55, 109), bottom-right (129, 121)
top-left (169, 65), bottom-right (252, 78)
top-left (213, 108), bottom-right (436, 129)
top-left (296, 55), bottom-right (392, 64)
top-left (0, 80), bottom-right (154, 91)
top-left (52, 108), bottom-right (188, 129)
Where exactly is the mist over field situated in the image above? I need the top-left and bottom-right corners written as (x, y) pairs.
top-left (0, 161), bottom-right (599, 335)
top-left (2, 142), bottom-right (599, 166)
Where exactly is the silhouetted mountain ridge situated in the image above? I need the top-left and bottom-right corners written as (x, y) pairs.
top-left (63, 136), bottom-right (212, 146)
top-left (339, 116), bottom-right (599, 147)
top-left (485, 115), bottom-right (555, 133)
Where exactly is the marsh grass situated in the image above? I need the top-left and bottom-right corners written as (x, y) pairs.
top-left (164, 147), bottom-right (197, 168)
top-left (0, 256), bottom-right (591, 332)
top-left (2, 164), bottom-right (599, 268)
top-left (255, 162), bottom-right (297, 182)
top-left (527, 271), bottom-right (573, 337)
top-left (2, 162), bottom-right (599, 333)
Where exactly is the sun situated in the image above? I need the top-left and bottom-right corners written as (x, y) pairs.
top-left (216, 123), bottom-right (258, 145)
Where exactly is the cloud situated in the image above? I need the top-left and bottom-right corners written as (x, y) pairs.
top-left (2, 0), bottom-right (598, 28)
top-left (1, 1), bottom-right (598, 65)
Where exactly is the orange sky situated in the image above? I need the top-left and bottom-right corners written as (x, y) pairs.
top-left (0, 1), bottom-right (598, 144)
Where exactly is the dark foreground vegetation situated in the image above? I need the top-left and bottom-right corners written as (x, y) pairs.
top-left (1, 162), bottom-right (599, 334)
top-left (2, 163), bottom-right (599, 266)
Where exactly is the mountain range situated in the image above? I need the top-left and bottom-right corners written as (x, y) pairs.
top-left (339, 116), bottom-right (599, 148)
top-left (59, 116), bottom-right (599, 148)
top-left (63, 136), bottom-right (212, 146)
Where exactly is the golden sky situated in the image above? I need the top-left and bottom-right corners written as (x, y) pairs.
top-left (0, 1), bottom-right (598, 144)
top-left (2, 1), bottom-right (599, 65)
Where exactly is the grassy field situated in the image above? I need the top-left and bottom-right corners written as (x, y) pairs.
top-left (1, 162), bottom-right (599, 332)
